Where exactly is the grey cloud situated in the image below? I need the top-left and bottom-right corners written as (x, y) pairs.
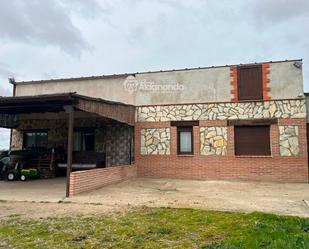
top-left (0, 63), bottom-right (12, 150)
top-left (251, 0), bottom-right (309, 24)
top-left (0, 128), bottom-right (10, 149)
top-left (0, 63), bottom-right (14, 96)
top-left (0, 0), bottom-right (95, 56)
top-left (0, 85), bottom-right (11, 96)
top-left (0, 62), bottom-right (13, 77)
top-left (61, 0), bottom-right (106, 19)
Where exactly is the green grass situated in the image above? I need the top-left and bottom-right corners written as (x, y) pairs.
top-left (1, 207), bottom-right (309, 248)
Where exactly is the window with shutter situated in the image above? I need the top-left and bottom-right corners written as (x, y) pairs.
top-left (237, 65), bottom-right (263, 101)
top-left (234, 126), bottom-right (271, 156)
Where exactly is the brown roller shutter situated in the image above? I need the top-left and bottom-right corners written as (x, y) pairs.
top-left (234, 126), bottom-right (271, 155)
top-left (237, 65), bottom-right (262, 100)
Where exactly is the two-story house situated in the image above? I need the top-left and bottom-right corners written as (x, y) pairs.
top-left (0, 59), bottom-right (307, 196)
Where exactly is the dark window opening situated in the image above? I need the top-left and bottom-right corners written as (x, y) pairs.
top-left (73, 128), bottom-right (95, 152)
top-left (234, 125), bottom-right (271, 156)
top-left (23, 131), bottom-right (48, 149)
top-left (237, 65), bottom-right (263, 101)
top-left (177, 126), bottom-right (193, 155)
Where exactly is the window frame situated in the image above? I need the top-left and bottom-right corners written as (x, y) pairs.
top-left (23, 129), bottom-right (48, 149)
top-left (237, 64), bottom-right (263, 101)
top-left (73, 128), bottom-right (95, 152)
top-left (177, 126), bottom-right (194, 155)
top-left (234, 125), bottom-right (271, 156)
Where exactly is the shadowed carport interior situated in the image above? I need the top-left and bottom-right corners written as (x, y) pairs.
top-left (0, 93), bottom-right (136, 197)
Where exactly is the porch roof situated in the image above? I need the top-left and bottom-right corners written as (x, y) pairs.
top-left (0, 92), bottom-right (135, 127)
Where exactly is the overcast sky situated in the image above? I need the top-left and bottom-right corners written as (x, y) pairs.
top-left (0, 0), bottom-right (309, 149)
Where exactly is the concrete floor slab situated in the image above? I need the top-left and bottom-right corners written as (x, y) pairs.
top-left (0, 177), bottom-right (66, 202)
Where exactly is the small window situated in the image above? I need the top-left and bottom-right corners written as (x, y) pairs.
top-left (23, 131), bottom-right (48, 149)
top-left (237, 65), bottom-right (262, 101)
top-left (177, 127), bottom-right (193, 155)
top-left (234, 126), bottom-right (271, 156)
top-left (73, 128), bottom-right (95, 151)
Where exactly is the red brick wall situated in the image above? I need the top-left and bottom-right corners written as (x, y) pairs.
top-left (262, 63), bottom-right (271, 100)
top-left (69, 164), bottom-right (137, 196)
top-left (230, 67), bottom-right (238, 102)
top-left (135, 119), bottom-right (308, 182)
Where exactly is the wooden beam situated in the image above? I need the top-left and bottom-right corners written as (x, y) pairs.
top-left (65, 106), bottom-right (74, 197)
top-left (171, 121), bottom-right (199, 127)
top-left (227, 118), bottom-right (278, 126)
top-left (76, 98), bottom-right (135, 125)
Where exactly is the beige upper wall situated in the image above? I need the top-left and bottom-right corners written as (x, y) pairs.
top-left (15, 76), bottom-right (136, 105)
top-left (268, 61), bottom-right (304, 99)
top-left (15, 60), bottom-right (304, 106)
top-left (134, 67), bottom-right (232, 105)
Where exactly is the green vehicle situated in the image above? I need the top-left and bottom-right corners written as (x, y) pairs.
top-left (1, 158), bottom-right (39, 181)
top-left (20, 168), bottom-right (39, 181)
top-left (6, 163), bottom-right (23, 181)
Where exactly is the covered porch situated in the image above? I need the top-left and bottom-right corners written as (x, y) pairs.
top-left (0, 93), bottom-right (136, 197)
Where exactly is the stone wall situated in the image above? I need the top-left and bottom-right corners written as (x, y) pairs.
top-left (140, 128), bottom-right (170, 155)
top-left (11, 119), bottom-right (68, 150)
top-left (200, 127), bottom-right (227, 156)
top-left (135, 119), bottom-right (308, 182)
top-left (104, 125), bottom-right (133, 166)
top-left (279, 125), bottom-right (300, 156)
top-left (137, 99), bottom-right (306, 122)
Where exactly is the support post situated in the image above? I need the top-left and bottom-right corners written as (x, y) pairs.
top-left (65, 106), bottom-right (74, 197)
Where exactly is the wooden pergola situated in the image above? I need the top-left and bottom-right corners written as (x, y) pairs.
top-left (0, 93), bottom-right (135, 197)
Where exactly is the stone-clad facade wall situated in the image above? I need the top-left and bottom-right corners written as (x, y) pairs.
top-left (104, 125), bottom-right (134, 166)
top-left (11, 119), bottom-right (69, 150)
top-left (135, 98), bottom-right (308, 182)
top-left (200, 127), bottom-right (227, 156)
top-left (140, 128), bottom-right (170, 155)
top-left (137, 99), bottom-right (306, 122)
top-left (135, 119), bottom-right (308, 182)
top-left (279, 125), bottom-right (300, 156)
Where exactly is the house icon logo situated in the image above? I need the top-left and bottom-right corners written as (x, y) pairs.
top-left (123, 75), bottom-right (139, 94)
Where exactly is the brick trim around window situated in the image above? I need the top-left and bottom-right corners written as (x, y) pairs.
top-left (230, 64), bottom-right (271, 102)
top-left (230, 67), bottom-right (238, 102)
top-left (262, 63), bottom-right (271, 100)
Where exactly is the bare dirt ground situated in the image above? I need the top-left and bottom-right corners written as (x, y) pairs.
top-left (69, 178), bottom-right (309, 217)
top-left (0, 201), bottom-right (128, 220)
top-left (1, 177), bottom-right (309, 219)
